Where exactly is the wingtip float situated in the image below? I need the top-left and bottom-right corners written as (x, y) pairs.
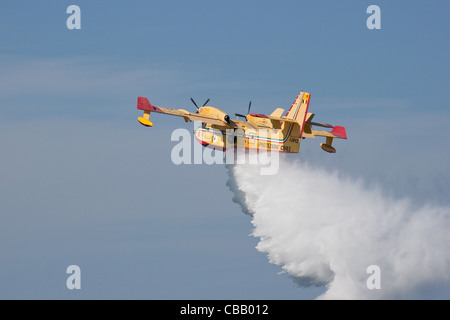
top-left (136, 92), bottom-right (347, 153)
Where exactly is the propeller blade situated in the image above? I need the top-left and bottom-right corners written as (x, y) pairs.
top-left (190, 97), bottom-right (199, 109)
top-left (246, 122), bottom-right (257, 129)
top-left (247, 101), bottom-right (252, 115)
top-left (235, 113), bottom-right (247, 118)
top-left (202, 98), bottom-right (210, 107)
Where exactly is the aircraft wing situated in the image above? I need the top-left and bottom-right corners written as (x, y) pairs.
top-left (308, 123), bottom-right (347, 153)
top-left (311, 125), bottom-right (347, 139)
top-left (246, 108), bottom-right (347, 140)
top-left (137, 97), bottom-right (234, 127)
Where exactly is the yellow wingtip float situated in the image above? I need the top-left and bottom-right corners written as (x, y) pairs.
top-left (138, 117), bottom-right (153, 127)
top-left (136, 91), bottom-right (347, 153)
top-left (138, 110), bottom-right (153, 127)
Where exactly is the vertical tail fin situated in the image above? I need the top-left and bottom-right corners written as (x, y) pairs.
top-left (285, 91), bottom-right (310, 121)
top-left (282, 92), bottom-right (311, 139)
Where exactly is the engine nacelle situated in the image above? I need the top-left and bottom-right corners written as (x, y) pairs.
top-left (199, 107), bottom-right (231, 125)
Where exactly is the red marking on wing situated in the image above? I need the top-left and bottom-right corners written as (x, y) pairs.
top-left (137, 96), bottom-right (164, 112)
top-left (137, 97), bottom-right (152, 110)
top-left (330, 126), bottom-right (347, 139)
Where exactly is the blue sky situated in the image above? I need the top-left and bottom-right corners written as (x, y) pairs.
top-left (0, 1), bottom-right (449, 299)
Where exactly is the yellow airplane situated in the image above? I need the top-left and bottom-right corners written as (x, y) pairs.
top-left (137, 91), bottom-right (347, 153)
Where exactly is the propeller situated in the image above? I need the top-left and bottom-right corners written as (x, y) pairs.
top-left (190, 97), bottom-right (199, 109)
top-left (191, 97), bottom-right (232, 125)
top-left (190, 97), bottom-right (210, 110)
top-left (235, 100), bottom-right (252, 119)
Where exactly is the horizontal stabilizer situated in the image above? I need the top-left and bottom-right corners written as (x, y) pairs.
top-left (270, 108), bottom-right (285, 118)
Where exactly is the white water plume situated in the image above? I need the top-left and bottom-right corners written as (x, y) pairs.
top-left (226, 155), bottom-right (450, 299)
